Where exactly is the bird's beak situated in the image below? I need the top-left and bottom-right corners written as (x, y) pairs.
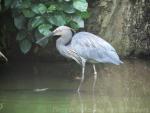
top-left (70, 28), bottom-right (76, 33)
top-left (36, 32), bottom-right (54, 44)
top-left (52, 29), bottom-right (61, 36)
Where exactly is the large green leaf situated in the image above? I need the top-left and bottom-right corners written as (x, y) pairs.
top-left (80, 11), bottom-right (90, 19)
top-left (20, 0), bottom-right (31, 9)
top-left (38, 24), bottom-right (52, 36)
top-left (48, 15), bottom-right (66, 26)
top-left (73, 0), bottom-right (88, 12)
top-left (69, 21), bottom-right (80, 29)
top-left (27, 20), bottom-right (33, 31)
top-left (31, 16), bottom-right (44, 28)
top-left (10, 0), bottom-right (19, 8)
top-left (63, 4), bottom-right (75, 14)
top-left (14, 15), bottom-right (26, 30)
top-left (22, 9), bottom-right (35, 18)
top-left (72, 16), bottom-right (84, 28)
top-left (32, 3), bottom-right (47, 14)
top-left (64, 0), bottom-right (71, 1)
top-left (16, 31), bottom-right (27, 41)
top-left (5, 0), bottom-right (13, 8)
top-left (19, 39), bottom-right (32, 54)
top-left (47, 5), bottom-right (56, 13)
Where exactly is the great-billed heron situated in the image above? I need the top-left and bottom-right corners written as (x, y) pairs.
top-left (37, 26), bottom-right (123, 92)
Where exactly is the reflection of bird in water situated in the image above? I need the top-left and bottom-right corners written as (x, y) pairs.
top-left (78, 87), bottom-right (96, 113)
top-left (37, 26), bottom-right (123, 92)
top-left (92, 85), bottom-right (96, 113)
top-left (78, 92), bottom-right (84, 113)
top-left (0, 103), bottom-right (4, 111)
top-left (0, 51), bottom-right (7, 62)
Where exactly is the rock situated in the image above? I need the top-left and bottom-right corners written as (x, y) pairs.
top-left (86, 0), bottom-right (150, 57)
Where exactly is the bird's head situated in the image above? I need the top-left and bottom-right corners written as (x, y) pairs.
top-left (53, 26), bottom-right (71, 36)
top-left (36, 26), bottom-right (75, 44)
top-left (52, 26), bottom-right (75, 36)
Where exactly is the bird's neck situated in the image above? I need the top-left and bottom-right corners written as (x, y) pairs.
top-left (56, 31), bottom-right (72, 57)
top-left (57, 30), bottom-right (72, 45)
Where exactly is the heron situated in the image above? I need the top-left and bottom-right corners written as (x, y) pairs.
top-left (0, 51), bottom-right (7, 62)
top-left (37, 26), bottom-right (123, 92)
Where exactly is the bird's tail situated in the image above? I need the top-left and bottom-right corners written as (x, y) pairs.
top-left (120, 60), bottom-right (124, 64)
top-left (115, 60), bottom-right (123, 65)
top-left (106, 51), bottom-right (123, 65)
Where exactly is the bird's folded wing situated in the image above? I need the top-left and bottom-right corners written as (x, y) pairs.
top-left (67, 48), bottom-right (83, 65)
top-left (71, 32), bottom-right (116, 52)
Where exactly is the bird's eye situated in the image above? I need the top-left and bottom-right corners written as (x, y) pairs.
top-left (55, 29), bottom-right (60, 32)
top-left (58, 29), bottom-right (61, 32)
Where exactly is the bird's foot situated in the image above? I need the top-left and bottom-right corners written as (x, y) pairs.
top-left (77, 88), bottom-right (80, 93)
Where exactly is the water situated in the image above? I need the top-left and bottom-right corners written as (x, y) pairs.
top-left (0, 59), bottom-right (150, 113)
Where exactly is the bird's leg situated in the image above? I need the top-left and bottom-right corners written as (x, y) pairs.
top-left (92, 64), bottom-right (97, 113)
top-left (77, 62), bottom-right (85, 92)
top-left (92, 64), bottom-right (97, 91)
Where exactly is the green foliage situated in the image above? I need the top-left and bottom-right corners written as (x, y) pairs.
top-left (38, 24), bottom-right (52, 36)
top-left (32, 4), bottom-right (47, 14)
top-left (3, 0), bottom-right (89, 54)
top-left (14, 15), bottom-right (26, 30)
top-left (73, 0), bottom-right (88, 12)
top-left (48, 15), bottom-right (66, 26)
top-left (19, 39), bottom-right (32, 54)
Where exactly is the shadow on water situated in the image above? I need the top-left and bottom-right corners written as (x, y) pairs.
top-left (0, 59), bottom-right (150, 113)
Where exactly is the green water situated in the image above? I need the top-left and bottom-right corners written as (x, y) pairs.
top-left (0, 59), bottom-right (150, 113)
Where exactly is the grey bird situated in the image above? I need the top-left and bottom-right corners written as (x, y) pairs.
top-left (37, 26), bottom-right (123, 92)
top-left (0, 51), bottom-right (8, 62)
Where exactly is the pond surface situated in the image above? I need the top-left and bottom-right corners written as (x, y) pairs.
top-left (0, 59), bottom-right (150, 113)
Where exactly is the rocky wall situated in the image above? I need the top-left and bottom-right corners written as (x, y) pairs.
top-left (86, 0), bottom-right (150, 57)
